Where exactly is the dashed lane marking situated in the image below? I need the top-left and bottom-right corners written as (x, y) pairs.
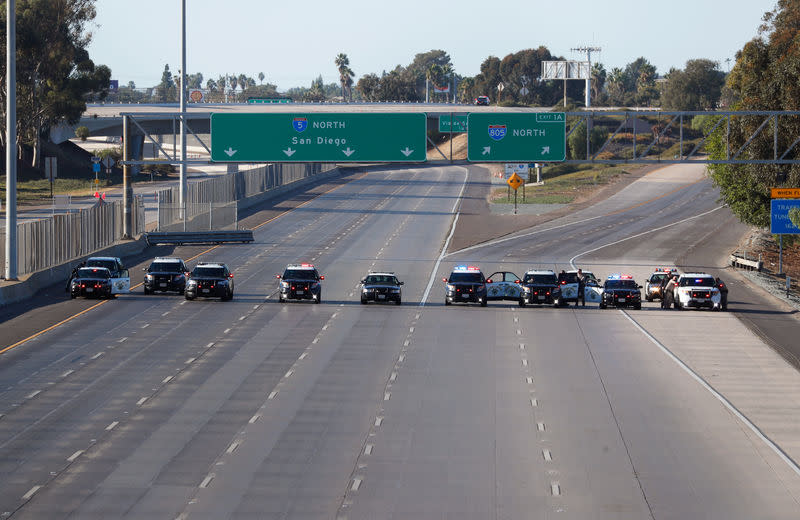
top-left (105, 421), bottom-right (119, 431)
top-left (22, 486), bottom-right (42, 501)
top-left (67, 450), bottom-right (83, 462)
top-left (199, 474), bottom-right (215, 489)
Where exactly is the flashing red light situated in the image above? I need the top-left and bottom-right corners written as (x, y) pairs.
top-left (301, 263), bottom-right (314, 268)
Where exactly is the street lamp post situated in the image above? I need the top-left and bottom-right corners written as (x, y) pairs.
top-left (5, 0), bottom-right (18, 280)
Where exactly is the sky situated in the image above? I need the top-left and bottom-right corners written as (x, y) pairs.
top-left (87, 0), bottom-right (779, 91)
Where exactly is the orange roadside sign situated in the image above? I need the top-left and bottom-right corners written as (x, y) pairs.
top-left (771, 188), bottom-right (800, 198)
top-left (507, 172), bottom-right (523, 191)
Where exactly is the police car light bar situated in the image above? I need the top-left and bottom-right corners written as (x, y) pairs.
top-left (454, 265), bottom-right (480, 272)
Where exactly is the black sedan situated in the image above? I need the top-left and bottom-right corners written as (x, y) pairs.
top-left (185, 263), bottom-right (234, 301)
top-left (70, 267), bottom-right (114, 299)
top-left (360, 272), bottom-right (403, 305)
top-left (599, 275), bottom-right (642, 310)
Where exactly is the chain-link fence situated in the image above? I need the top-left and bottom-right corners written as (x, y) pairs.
top-left (157, 202), bottom-right (238, 232)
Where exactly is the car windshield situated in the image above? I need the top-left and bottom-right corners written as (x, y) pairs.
top-left (193, 267), bottom-right (225, 278)
top-left (365, 275), bottom-right (398, 285)
top-left (86, 259), bottom-right (117, 272)
top-left (605, 280), bottom-right (638, 289)
top-left (77, 268), bottom-right (110, 279)
top-left (149, 262), bottom-right (183, 272)
top-left (559, 272), bottom-right (577, 284)
top-left (449, 272), bottom-right (483, 283)
top-left (681, 277), bottom-right (715, 287)
top-left (284, 269), bottom-right (317, 280)
top-left (524, 274), bottom-right (557, 284)
top-left (650, 273), bottom-right (669, 283)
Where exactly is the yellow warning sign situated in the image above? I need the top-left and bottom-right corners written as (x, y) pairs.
top-left (507, 172), bottom-right (523, 191)
top-left (94, 178), bottom-right (100, 185)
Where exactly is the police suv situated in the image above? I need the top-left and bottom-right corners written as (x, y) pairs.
top-left (644, 267), bottom-right (677, 301)
top-left (185, 262), bottom-right (234, 301)
top-left (85, 256), bottom-right (130, 294)
top-left (444, 266), bottom-right (488, 307)
top-left (277, 263), bottom-right (324, 303)
top-left (599, 274), bottom-right (642, 310)
top-left (673, 272), bottom-right (724, 311)
top-left (143, 257), bottom-right (188, 295)
top-left (558, 270), bottom-right (603, 306)
top-left (518, 269), bottom-right (562, 307)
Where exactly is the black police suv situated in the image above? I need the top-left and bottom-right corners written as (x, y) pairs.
top-left (277, 263), bottom-right (323, 303)
top-left (143, 257), bottom-right (188, 294)
top-left (519, 269), bottom-right (563, 307)
top-left (599, 275), bottom-right (642, 310)
top-left (70, 267), bottom-right (114, 299)
top-left (185, 262), bottom-right (234, 301)
top-left (444, 266), bottom-right (488, 307)
top-left (360, 272), bottom-right (403, 305)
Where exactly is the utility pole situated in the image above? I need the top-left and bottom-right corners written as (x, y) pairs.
top-left (571, 46), bottom-right (601, 108)
top-left (179, 0), bottom-right (187, 221)
top-left (5, 0), bottom-right (17, 280)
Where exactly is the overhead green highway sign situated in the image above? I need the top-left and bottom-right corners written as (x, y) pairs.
top-left (438, 114), bottom-right (468, 133)
top-left (211, 113), bottom-right (427, 162)
top-left (467, 112), bottom-right (566, 162)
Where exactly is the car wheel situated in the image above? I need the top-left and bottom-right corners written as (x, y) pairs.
top-left (674, 301), bottom-right (681, 309)
top-left (143, 287), bottom-right (151, 295)
top-left (445, 298), bottom-right (451, 306)
top-left (645, 295), bottom-right (652, 302)
top-left (518, 298), bottom-right (526, 308)
top-left (480, 298), bottom-right (487, 307)
top-left (599, 303), bottom-right (607, 309)
top-left (395, 298), bottom-right (402, 306)
top-left (315, 293), bottom-right (321, 304)
top-left (634, 303), bottom-right (642, 310)
top-left (185, 295), bottom-right (194, 300)
top-left (279, 295), bottom-right (285, 303)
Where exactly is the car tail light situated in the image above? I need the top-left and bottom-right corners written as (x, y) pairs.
top-left (80, 283), bottom-right (85, 288)
top-left (546, 291), bottom-right (550, 296)
top-left (292, 285), bottom-right (296, 290)
top-left (229, 273), bottom-right (234, 278)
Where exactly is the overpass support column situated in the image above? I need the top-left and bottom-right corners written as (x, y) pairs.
top-left (122, 115), bottom-right (132, 239)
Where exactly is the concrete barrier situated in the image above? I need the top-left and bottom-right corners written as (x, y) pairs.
top-left (729, 253), bottom-right (763, 271)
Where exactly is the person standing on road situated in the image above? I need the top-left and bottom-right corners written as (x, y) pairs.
top-left (65, 261), bottom-right (86, 292)
top-left (576, 268), bottom-right (586, 307)
top-left (662, 275), bottom-right (677, 309)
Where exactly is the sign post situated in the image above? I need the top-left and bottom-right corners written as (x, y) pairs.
top-left (102, 156), bottom-right (115, 185)
top-left (211, 113), bottom-right (427, 163)
top-left (44, 156), bottom-right (57, 199)
top-left (507, 172), bottom-right (523, 215)
top-left (467, 113), bottom-right (566, 162)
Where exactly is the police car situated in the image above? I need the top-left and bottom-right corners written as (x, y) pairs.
top-left (485, 271), bottom-right (523, 302)
top-left (557, 270), bottom-right (603, 305)
top-left (599, 274), bottom-right (642, 309)
top-left (143, 257), bottom-right (188, 294)
top-left (360, 271), bottom-right (403, 305)
top-left (277, 263), bottom-right (324, 303)
top-left (85, 256), bottom-right (130, 294)
top-left (673, 273), bottom-right (723, 310)
top-left (70, 267), bottom-right (114, 299)
top-left (644, 267), bottom-right (678, 301)
top-left (443, 265), bottom-right (488, 307)
top-left (518, 269), bottom-right (562, 307)
top-left (185, 262), bottom-right (234, 301)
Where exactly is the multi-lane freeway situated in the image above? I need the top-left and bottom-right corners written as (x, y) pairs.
top-left (1, 163), bottom-right (800, 519)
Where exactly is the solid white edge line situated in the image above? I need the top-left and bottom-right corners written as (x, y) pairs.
top-left (620, 309), bottom-right (800, 478)
top-left (420, 167), bottom-right (469, 307)
top-left (569, 205), bottom-right (724, 268)
top-left (22, 485), bottom-right (42, 500)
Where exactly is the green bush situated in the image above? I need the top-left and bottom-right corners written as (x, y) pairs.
top-left (567, 122), bottom-right (608, 160)
top-left (75, 126), bottom-right (90, 141)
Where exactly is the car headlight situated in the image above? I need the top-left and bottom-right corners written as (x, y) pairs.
top-left (145, 274), bottom-right (153, 280)
top-left (523, 286), bottom-right (531, 292)
top-left (280, 281), bottom-right (289, 289)
top-left (187, 280), bottom-right (197, 287)
top-left (446, 284), bottom-right (455, 292)
top-left (362, 287), bottom-right (369, 293)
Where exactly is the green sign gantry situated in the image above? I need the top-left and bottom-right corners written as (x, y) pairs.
top-left (467, 113), bottom-right (566, 162)
top-left (211, 113), bottom-right (427, 162)
top-left (438, 114), bottom-right (468, 133)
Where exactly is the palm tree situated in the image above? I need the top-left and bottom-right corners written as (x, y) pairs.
top-left (258, 72), bottom-right (265, 84)
top-left (335, 53), bottom-right (354, 102)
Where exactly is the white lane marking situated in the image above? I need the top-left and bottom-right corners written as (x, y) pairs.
top-left (185, 357), bottom-right (196, 365)
top-left (226, 441), bottom-right (240, 454)
top-left (621, 310), bottom-right (800, 479)
top-left (22, 486), bottom-right (42, 500)
top-left (409, 327), bottom-right (414, 333)
top-left (105, 421), bottom-right (119, 431)
top-left (67, 450), bottom-right (83, 462)
top-left (514, 317), bottom-right (519, 323)
top-left (118, 337), bottom-right (127, 343)
top-left (374, 416), bottom-right (383, 427)
top-left (162, 311), bottom-right (170, 317)
top-left (398, 354), bottom-right (405, 363)
top-left (415, 313), bottom-right (420, 320)
top-left (390, 372), bottom-right (397, 382)
top-left (249, 414), bottom-right (261, 424)
top-left (516, 329), bottom-right (522, 336)
top-left (530, 398), bottom-right (538, 407)
top-left (351, 478), bottom-right (362, 491)
top-left (420, 167), bottom-right (469, 305)
top-left (239, 316), bottom-right (247, 321)
top-left (551, 482), bottom-right (561, 496)
top-left (141, 323), bottom-right (150, 329)
top-left (162, 376), bottom-right (173, 384)
top-left (519, 343), bottom-right (525, 350)
top-left (199, 474), bottom-right (215, 488)
top-left (364, 444), bottom-right (373, 455)
top-left (25, 391), bottom-right (41, 399)
top-left (299, 353), bottom-right (308, 360)
top-left (312, 338), bottom-right (319, 344)
top-left (322, 324), bottom-right (329, 330)
top-left (91, 352), bottom-right (103, 360)
top-left (268, 391), bottom-right (278, 400)
top-left (569, 205), bottom-right (725, 268)
top-left (537, 422), bottom-right (545, 431)
top-left (284, 370), bottom-right (293, 379)
top-left (543, 449), bottom-right (552, 461)
top-left (384, 392), bottom-right (391, 401)
top-left (526, 377), bottom-right (534, 385)
top-left (403, 340), bottom-right (410, 347)
top-left (522, 359), bottom-right (528, 367)
top-left (60, 369), bottom-right (75, 378)
top-left (223, 328), bottom-right (231, 334)
top-left (136, 397), bottom-right (148, 406)
top-left (253, 305), bottom-right (260, 310)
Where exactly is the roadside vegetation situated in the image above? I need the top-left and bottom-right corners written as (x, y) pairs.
top-left (490, 164), bottom-right (630, 205)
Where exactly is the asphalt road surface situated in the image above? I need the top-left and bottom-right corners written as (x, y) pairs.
top-left (1, 163), bottom-right (800, 519)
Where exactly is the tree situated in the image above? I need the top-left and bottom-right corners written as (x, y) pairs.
top-left (0, 0), bottom-right (110, 167)
top-left (258, 71), bottom-right (265, 84)
top-left (661, 59), bottom-right (726, 110)
top-left (567, 122), bottom-right (608, 160)
top-left (75, 125), bottom-right (89, 141)
top-left (157, 64), bottom-right (175, 102)
top-left (707, 0), bottom-right (800, 228)
top-left (335, 53), bottom-right (354, 101)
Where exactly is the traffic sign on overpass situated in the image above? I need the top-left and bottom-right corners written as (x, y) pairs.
top-left (439, 114), bottom-right (468, 133)
top-left (467, 113), bottom-right (566, 162)
top-left (210, 113), bottom-right (427, 162)
top-left (771, 199), bottom-right (800, 234)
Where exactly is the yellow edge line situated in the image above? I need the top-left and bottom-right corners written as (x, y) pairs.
top-left (2, 171), bottom-right (365, 355)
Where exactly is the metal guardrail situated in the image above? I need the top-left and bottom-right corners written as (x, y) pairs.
top-left (144, 230), bottom-right (254, 246)
top-left (729, 253), bottom-right (763, 271)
